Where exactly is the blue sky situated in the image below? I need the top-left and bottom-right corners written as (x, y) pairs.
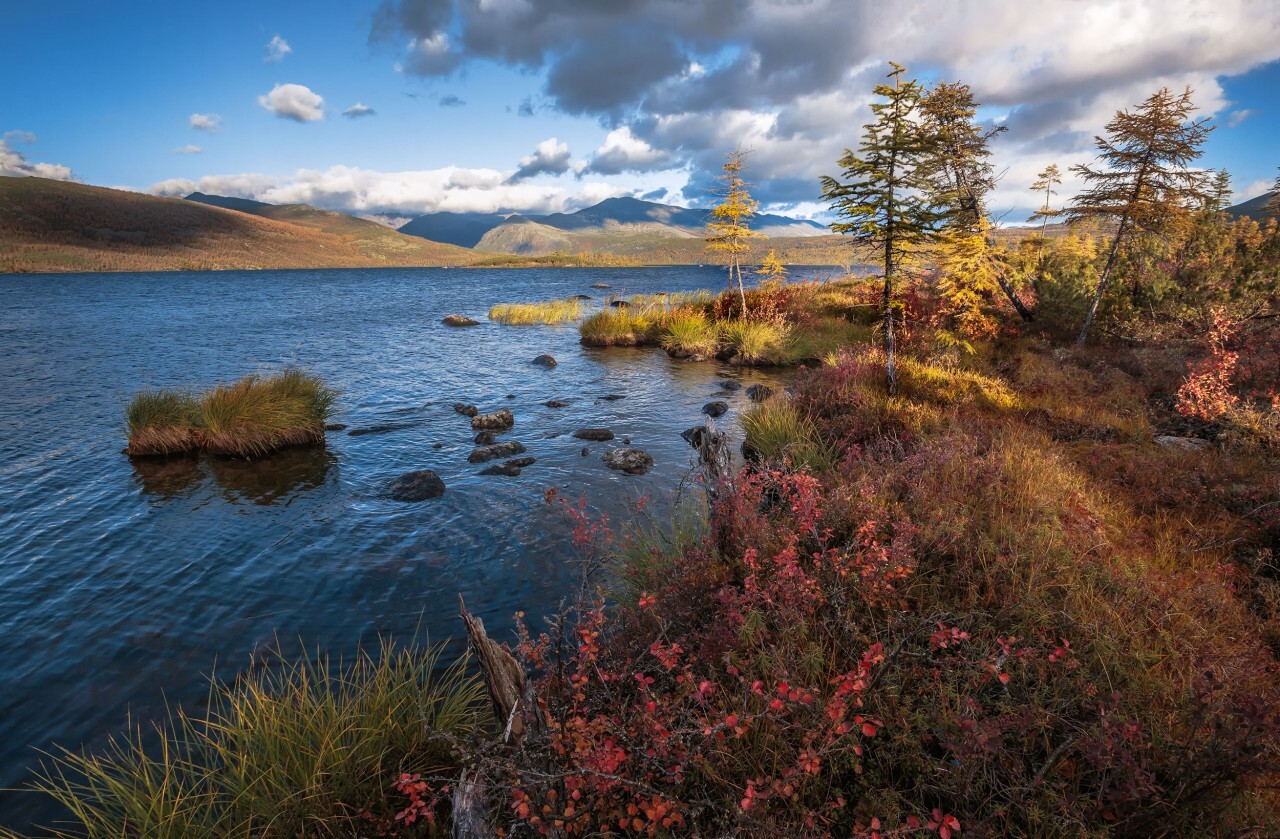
top-left (3, 0), bottom-right (1278, 223)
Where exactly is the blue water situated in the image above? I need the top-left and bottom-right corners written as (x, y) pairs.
top-left (0, 265), bottom-right (839, 828)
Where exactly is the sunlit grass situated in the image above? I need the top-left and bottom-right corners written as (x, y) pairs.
top-left (721, 320), bottom-right (789, 364)
top-left (124, 389), bottom-right (201, 456)
top-left (579, 308), bottom-right (662, 346)
top-left (660, 311), bottom-right (720, 357)
top-left (29, 638), bottom-right (483, 838)
top-left (488, 297), bottom-right (584, 325)
top-left (199, 368), bottom-right (335, 458)
top-left (742, 396), bottom-right (832, 470)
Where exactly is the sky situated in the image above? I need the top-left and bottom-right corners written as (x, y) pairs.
top-left (2, 0), bottom-right (1278, 226)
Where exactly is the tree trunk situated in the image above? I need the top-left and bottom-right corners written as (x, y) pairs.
top-left (1077, 214), bottom-right (1129, 345)
top-left (993, 262), bottom-right (1035, 321)
top-left (735, 259), bottom-right (748, 318)
top-left (884, 256), bottom-right (897, 395)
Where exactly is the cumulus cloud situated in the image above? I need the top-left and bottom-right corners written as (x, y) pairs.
top-left (344, 102), bottom-right (376, 118)
top-left (258, 83), bottom-right (325, 121)
top-left (373, 0), bottom-right (1280, 215)
top-left (1226, 108), bottom-right (1256, 127)
top-left (0, 137), bottom-right (74, 180)
top-left (189, 113), bottom-right (223, 132)
top-left (586, 126), bottom-right (674, 175)
top-left (149, 164), bottom-right (625, 215)
top-left (508, 137), bottom-right (572, 182)
top-left (265, 35), bottom-right (292, 62)
top-left (172, 144), bottom-right (202, 154)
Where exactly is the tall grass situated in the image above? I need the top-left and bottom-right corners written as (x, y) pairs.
top-left (660, 311), bottom-right (720, 358)
top-left (124, 389), bottom-right (201, 456)
top-left (488, 298), bottom-right (583, 325)
top-left (741, 397), bottom-right (832, 470)
top-left (29, 639), bottom-right (483, 838)
top-left (199, 369), bottom-right (335, 458)
top-left (579, 309), bottom-right (661, 346)
top-left (721, 320), bottom-right (789, 364)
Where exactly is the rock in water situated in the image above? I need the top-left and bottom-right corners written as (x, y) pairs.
top-left (746, 384), bottom-right (774, 402)
top-left (545, 400), bottom-right (570, 408)
top-left (716, 379), bottom-right (742, 392)
top-left (681, 426), bottom-right (706, 449)
top-left (474, 430), bottom-right (498, 445)
top-left (454, 403), bottom-right (478, 417)
top-left (349, 422), bottom-right (415, 437)
top-left (573, 428), bottom-right (614, 441)
top-left (532, 354), bottom-right (558, 367)
top-left (702, 401), bottom-right (729, 418)
top-left (591, 282), bottom-right (612, 289)
top-left (468, 441), bottom-right (527, 463)
top-left (581, 447), bottom-right (590, 456)
top-left (600, 393), bottom-right (626, 401)
top-left (325, 423), bottom-right (348, 431)
top-left (603, 448), bottom-right (654, 475)
top-left (442, 314), bottom-right (479, 327)
top-left (507, 456), bottom-right (536, 468)
top-left (386, 470), bottom-right (446, 501)
top-left (471, 408), bottom-right (514, 430)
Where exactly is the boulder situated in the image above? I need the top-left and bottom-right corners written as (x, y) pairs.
top-left (468, 440), bottom-right (527, 463)
top-left (532, 354), bottom-right (558, 367)
top-left (575, 294), bottom-right (592, 300)
top-left (1155, 435), bottom-right (1209, 451)
top-left (604, 448), bottom-right (654, 475)
top-left (471, 408), bottom-right (514, 430)
top-left (454, 403), bottom-right (478, 417)
top-left (474, 430), bottom-right (498, 445)
top-left (746, 384), bottom-right (774, 402)
top-left (716, 379), bottom-right (742, 392)
top-left (545, 400), bottom-right (570, 408)
top-left (702, 401), bottom-right (729, 418)
top-left (481, 462), bottom-right (522, 476)
top-left (507, 456), bottom-right (537, 468)
top-left (386, 469), bottom-right (446, 501)
top-left (573, 428), bottom-right (615, 441)
top-left (442, 314), bottom-right (480, 327)
top-left (681, 426), bottom-right (706, 449)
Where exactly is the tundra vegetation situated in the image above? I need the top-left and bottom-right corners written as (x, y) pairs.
top-left (19, 64), bottom-right (1280, 838)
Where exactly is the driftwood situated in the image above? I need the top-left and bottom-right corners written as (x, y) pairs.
top-left (697, 415), bottom-right (733, 502)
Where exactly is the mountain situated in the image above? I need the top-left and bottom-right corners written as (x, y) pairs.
top-left (185, 191), bottom-right (274, 213)
top-left (1226, 192), bottom-right (1277, 220)
top-left (0, 177), bottom-right (481, 273)
top-left (409, 196), bottom-right (830, 257)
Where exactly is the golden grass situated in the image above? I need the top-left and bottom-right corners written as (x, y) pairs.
top-left (660, 311), bottom-right (720, 357)
top-left (742, 397), bottom-right (832, 470)
top-left (579, 308), bottom-right (662, 346)
top-left (124, 389), bottom-right (201, 456)
top-left (488, 297), bottom-right (584, 325)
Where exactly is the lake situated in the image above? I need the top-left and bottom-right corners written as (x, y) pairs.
top-left (0, 265), bottom-right (839, 828)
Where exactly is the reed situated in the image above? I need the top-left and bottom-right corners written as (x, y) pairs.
top-left (579, 309), bottom-right (661, 347)
top-left (488, 298), bottom-right (583, 325)
top-left (198, 369), bottom-right (335, 458)
top-left (124, 389), bottom-right (201, 456)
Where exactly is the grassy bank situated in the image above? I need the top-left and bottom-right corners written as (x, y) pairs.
top-left (125, 368), bottom-right (334, 458)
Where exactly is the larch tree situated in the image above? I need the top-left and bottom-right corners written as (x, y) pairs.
top-left (1268, 167), bottom-right (1280, 217)
top-left (756, 249), bottom-right (789, 280)
top-left (1206, 169), bottom-right (1233, 212)
top-left (1066, 86), bottom-right (1214, 344)
top-left (706, 148), bottom-right (765, 316)
top-left (821, 62), bottom-right (943, 394)
top-left (1028, 163), bottom-right (1063, 236)
top-left (921, 80), bottom-right (1034, 326)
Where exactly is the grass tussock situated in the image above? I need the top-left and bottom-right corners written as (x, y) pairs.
top-left (488, 297), bottom-right (584, 325)
top-left (579, 308), bottom-right (662, 347)
top-left (125, 368), bottom-right (335, 459)
top-left (741, 396), bottom-right (831, 470)
top-left (660, 311), bottom-right (720, 358)
top-left (29, 639), bottom-right (483, 839)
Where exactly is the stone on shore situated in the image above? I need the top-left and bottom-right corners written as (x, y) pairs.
top-left (746, 384), bottom-right (774, 402)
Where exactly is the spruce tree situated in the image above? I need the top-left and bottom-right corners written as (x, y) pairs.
top-left (1028, 164), bottom-right (1063, 235)
top-left (1066, 86), bottom-right (1214, 344)
top-left (822, 62), bottom-right (942, 394)
top-left (1268, 167), bottom-right (1280, 217)
top-left (706, 148), bottom-right (765, 316)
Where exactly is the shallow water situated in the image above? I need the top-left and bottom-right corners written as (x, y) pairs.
top-left (0, 265), bottom-right (837, 828)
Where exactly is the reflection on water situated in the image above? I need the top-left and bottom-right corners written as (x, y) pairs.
top-left (0, 265), bottom-right (823, 830)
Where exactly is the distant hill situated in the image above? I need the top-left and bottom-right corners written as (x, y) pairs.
top-left (185, 191), bottom-right (274, 213)
top-left (401, 195), bottom-right (829, 254)
top-left (1226, 192), bottom-right (1277, 220)
top-left (0, 177), bottom-right (482, 273)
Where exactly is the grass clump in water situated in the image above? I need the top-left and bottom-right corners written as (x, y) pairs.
top-left (124, 389), bottom-right (201, 456)
top-left (199, 368), bottom-right (335, 458)
top-left (579, 308), bottom-right (661, 347)
top-left (660, 311), bottom-right (720, 358)
top-left (488, 298), bottom-right (583, 325)
top-left (28, 638), bottom-right (483, 838)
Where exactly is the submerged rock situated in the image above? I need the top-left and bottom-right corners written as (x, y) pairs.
top-left (581, 447), bottom-right (590, 456)
top-left (349, 422), bottom-right (414, 437)
top-left (545, 399), bottom-right (570, 408)
top-left (532, 354), bottom-right (558, 367)
top-left (716, 379), bottom-right (742, 392)
top-left (702, 401), bottom-right (729, 418)
top-left (591, 282), bottom-right (612, 289)
top-left (454, 403), bottom-right (478, 417)
top-left (386, 469), bottom-right (445, 501)
top-left (1155, 435), bottom-right (1209, 451)
top-left (432, 442), bottom-right (443, 449)
top-left (480, 457), bottom-right (534, 477)
top-left (474, 430), bottom-right (499, 445)
top-left (604, 447), bottom-right (654, 475)
top-left (600, 393), bottom-right (626, 401)
top-left (573, 428), bottom-right (615, 441)
top-left (746, 384), bottom-right (774, 402)
top-left (442, 314), bottom-right (479, 327)
top-left (468, 440), bottom-right (527, 463)
top-left (471, 408), bottom-right (515, 430)
top-left (575, 294), bottom-right (592, 300)
top-left (324, 423), bottom-right (348, 432)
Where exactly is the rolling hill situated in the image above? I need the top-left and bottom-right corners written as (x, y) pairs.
top-left (1226, 191), bottom-right (1277, 220)
top-left (0, 177), bottom-right (482, 273)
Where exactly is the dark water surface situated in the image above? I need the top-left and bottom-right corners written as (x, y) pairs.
top-left (0, 265), bottom-right (835, 827)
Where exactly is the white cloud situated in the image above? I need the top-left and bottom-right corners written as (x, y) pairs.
top-left (258, 83), bottom-right (325, 122)
top-left (189, 113), bottom-right (223, 132)
top-left (1226, 108), bottom-right (1256, 127)
top-left (0, 138), bottom-right (74, 180)
top-left (509, 137), bottom-right (572, 181)
top-left (586, 126), bottom-right (673, 175)
top-left (265, 35), bottom-right (292, 63)
top-left (171, 144), bottom-right (202, 154)
top-left (148, 164), bottom-right (626, 216)
top-left (343, 102), bottom-right (376, 118)
top-left (1235, 178), bottom-right (1272, 204)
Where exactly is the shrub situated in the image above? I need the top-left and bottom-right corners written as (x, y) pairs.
top-left (124, 388), bottom-right (201, 456)
top-left (199, 369), bottom-right (335, 458)
top-left (660, 311), bottom-right (720, 358)
top-left (579, 309), bottom-right (661, 347)
top-left (488, 298), bottom-right (584, 325)
top-left (28, 639), bottom-right (483, 838)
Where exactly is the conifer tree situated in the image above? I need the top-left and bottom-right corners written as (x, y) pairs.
top-left (921, 80), bottom-right (1034, 324)
top-left (706, 148), bottom-right (765, 316)
top-left (756, 249), bottom-right (789, 280)
top-left (1066, 86), bottom-right (1214, 344)
top-left (1206, 169), bottom-right (1232, 212)
top-left (822, 62), bottom-right (942, 394)
top-left (1028, 163), bottom-right (1063, 235)
top-left (1268, 167), bottom-right (1280, 217)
